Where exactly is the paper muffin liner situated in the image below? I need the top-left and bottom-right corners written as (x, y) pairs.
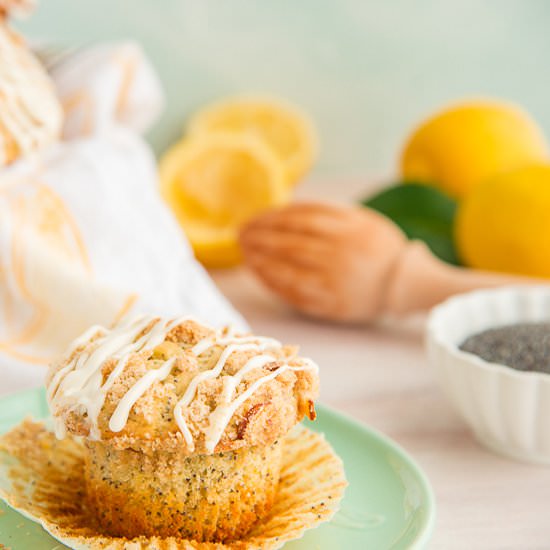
top-left (0, 419), bottom-right (346, 549)
top-left (427, 285), bottom-right (550, 464)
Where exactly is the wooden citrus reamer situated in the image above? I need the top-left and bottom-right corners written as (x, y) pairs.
top-left (239, 202), bottom-right (537, 322)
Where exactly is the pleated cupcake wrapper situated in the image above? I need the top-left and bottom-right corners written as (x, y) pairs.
top-left (427, 285), bottom-right (550, 464)
top-left (0, 420), bottom-right (346, 549)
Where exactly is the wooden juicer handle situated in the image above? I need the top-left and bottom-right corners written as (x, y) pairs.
top-left (384, 240), bottom-right (537, 316)
top-left (240, 202), bottom-right (540, 323)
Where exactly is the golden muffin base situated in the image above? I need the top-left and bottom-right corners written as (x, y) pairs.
top-left (85, 439), bottom-right (282, 541)
top-left (0, 420), bottom-right (346, 550)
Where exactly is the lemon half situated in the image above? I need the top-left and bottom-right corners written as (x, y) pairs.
top-left (160, 132), bottom-right (288, 267)
top-left (188, 96), bottom-right (317, 186)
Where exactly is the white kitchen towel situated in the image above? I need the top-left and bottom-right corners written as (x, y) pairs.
top-left (51, 42), bottom-right (164, 137)
top-left (0, 42), bottom-right (247, 394)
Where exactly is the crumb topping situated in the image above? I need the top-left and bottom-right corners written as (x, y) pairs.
top-left (47, 317), bottom-right (319, 455)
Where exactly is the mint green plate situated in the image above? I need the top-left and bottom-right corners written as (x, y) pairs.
top-left (0, 388), bottom-right (434, 549)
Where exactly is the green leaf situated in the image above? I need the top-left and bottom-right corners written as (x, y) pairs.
top-left (362, 182), bottom-right (462, 266)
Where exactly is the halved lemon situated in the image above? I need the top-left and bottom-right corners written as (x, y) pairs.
top-left (159, 132), bottom-right (288, 267)
top-left (187, 96), bottom-right (317, 186)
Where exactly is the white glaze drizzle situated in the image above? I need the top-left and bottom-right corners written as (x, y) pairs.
top-left (173, 340), bottom-right (279, 451)
top-left (221, 354), bottom-right (277, 402)
top-left (204, 359), bottom-right (318, 453)
top-left (48, 315), bottom-right (193, 439)
top-left (64, 324), bottom-right (105, 357)
top-left (48, 316), bottom-right (318, 453)
top-left (109, 356), bottom-right (176, 432)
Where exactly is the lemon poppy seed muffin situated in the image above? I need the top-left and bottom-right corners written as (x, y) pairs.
top-left (46, 316), bottom-right (319, 542)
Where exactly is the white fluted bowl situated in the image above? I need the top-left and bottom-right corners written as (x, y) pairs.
top-left (427, 285), bottom-right (550, 465)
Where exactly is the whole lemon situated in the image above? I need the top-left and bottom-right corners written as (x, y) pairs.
top-left (455, 164), bottom-right (550, 277)
top-left (401, 100), bottom-right (548, 198)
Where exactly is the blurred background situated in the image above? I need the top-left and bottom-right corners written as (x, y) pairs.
top-left (1, 2), bottom-right (550, 548)
top-left (20, 0), bottom-right (550, 183)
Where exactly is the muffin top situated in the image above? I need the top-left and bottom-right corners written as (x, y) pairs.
top-left (46, 316), bottom-right (319, 455)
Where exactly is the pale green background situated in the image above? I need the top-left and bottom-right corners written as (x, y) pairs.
top-left (20, 0), bottom-right (550, 182)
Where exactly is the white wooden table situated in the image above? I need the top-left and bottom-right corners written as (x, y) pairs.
top-left (0, 268), bottom-right (550, 550)
top-left (1, 266), bottom-right (547, 549)
top-left (211, 267), bottom-right (550, 550)
top-left (1, 175), bottom-right (548, 549)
